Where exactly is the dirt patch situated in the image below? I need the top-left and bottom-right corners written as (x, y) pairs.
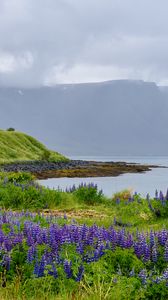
top-left (43, 209), bottom-right (107, 219)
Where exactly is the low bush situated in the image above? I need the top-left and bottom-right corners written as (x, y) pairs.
top-left (73, 183), bottom-right (104, 205)
top-left (112, 189), bottom-right (132, 201)
top-left (0, 171), bottom-right (35, 183)
top-left (6, 127), bottom-right (15, 131)
top-left (0, 182), bottom-right (67, 209)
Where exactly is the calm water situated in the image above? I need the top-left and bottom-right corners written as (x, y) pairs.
top-left (39, 156), bottom-right (168, 198)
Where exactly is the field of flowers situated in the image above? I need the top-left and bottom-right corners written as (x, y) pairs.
top-left (0, 208), bottom-right (168, 299)
top-left (0, 173), bottom-right (168, 299)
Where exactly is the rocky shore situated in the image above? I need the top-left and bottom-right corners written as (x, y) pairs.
top-left (1, 160), bottom-right (159, 179)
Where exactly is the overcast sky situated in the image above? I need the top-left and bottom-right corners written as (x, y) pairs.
top-left (0, 0), bottom-right (168, 87)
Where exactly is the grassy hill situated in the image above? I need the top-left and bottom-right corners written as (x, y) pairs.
top-left (0, 130), bottom-right (68, 164)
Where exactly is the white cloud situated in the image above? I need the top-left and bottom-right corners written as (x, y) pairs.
top-left (0, 0), bottom-right (168, 86)
top-left (44, 63), bottom-right (140, 86)
top-left (0, 53), bottom-right (16, 73)
top-left (0, 51), bottom-right (34, 74)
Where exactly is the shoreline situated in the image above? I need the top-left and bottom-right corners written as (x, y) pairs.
top-left (1, 160), bottom-right (160, 179)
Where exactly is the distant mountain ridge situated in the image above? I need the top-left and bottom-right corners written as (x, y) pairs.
top-left (0, 80), bottom-right (168, 156)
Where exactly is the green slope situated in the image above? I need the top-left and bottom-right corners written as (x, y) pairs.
top-left (0, 130), bottom-right (68, 164)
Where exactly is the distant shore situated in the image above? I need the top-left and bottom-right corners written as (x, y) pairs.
top-left (1, 160), bottom-right (160, 179)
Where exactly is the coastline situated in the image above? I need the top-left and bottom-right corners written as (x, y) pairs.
top-left (1, 160), bottom-right (160, 179)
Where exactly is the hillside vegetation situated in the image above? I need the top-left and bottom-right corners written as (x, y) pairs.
top-left (0, 130), bottom-right (68, 164)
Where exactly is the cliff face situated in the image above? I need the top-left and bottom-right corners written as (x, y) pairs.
top-left (0, 80), bottom-right (168, 156)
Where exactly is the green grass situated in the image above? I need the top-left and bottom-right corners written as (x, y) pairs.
top-left (0, 174), bottom-right (167, 231)
top-left (0, 275), bottom-right (145, 300)
top-left (0, 130), bottom-right (68, 163)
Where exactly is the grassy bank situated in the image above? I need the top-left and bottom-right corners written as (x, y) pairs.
top-left (0, 173), bottom-right (167, 230)
top-left (0, 130), bottom-right (68, 164)
top-left (0, 173), bottom-right (168, 299)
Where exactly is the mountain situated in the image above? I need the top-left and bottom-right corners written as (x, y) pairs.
top-left (0, 130), bottom-right (67, 164)
top-left (0, 80), bottom-right (168, 156)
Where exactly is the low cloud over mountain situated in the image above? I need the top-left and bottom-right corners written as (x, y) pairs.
top-left (0, 80), bottom-right (168, 156)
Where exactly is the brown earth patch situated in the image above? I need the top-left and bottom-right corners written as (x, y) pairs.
top-left (43, 209), bottom-right (107, 219)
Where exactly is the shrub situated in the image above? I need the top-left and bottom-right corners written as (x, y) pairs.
top-left (0, 172), bottom-right (35, 183)
top-left (100, 248), bottom-right (144, 276)
top-left (0, 179), bottom-right (68, 209)
top-left (145, 281), bottom-right (168, 299)
top-left (112, 189), bottom-right (132, 201)
top-left (74, 183), bottom-right (104, 205)
top-left (6, 127), bottom-right (15, 131)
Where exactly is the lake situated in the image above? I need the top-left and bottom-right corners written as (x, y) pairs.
top-left (39, 156), bottom-right (168, 198)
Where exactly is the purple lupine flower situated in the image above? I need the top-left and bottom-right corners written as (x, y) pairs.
top-left (117, 229), bottom-right (125, 247)
top-left (33, 259), bottom-right (39, 277)
top-left (63, 260), bottom-right (73, 279)
top-left (27, 246), bottom-right (37, 263)
top-left (76, 243), bottom-right (84, 255)
top-left (126, 234), bottom-right (133, 248)
top-left (48, 263), bottom-right (58, 279)
top-left (129, 267), bottom-right (135, 277)
top-left (162, 268), bottom-right (168, 280)
top-left (143, 244), bottom-right (150, 262)
top-left (108, 227), bottom-right (117, 250)
top-left (161, 229), bottom-right (167, 246)
top-left (3, 236), bottom-right (12, 251)
top-left (139, 269), bottom-right (147, 285)
top-left (113, 217), bottom-right (116, 226)
top-left (162, 268), bottom-right (168, 287)
top-left (152, 243), bottom-right (158, 262)
top-left (155, 189), bottom-right (158, 200)
top-left (164, 241), bottom-right (168, 262)
top-left (2, 254), bottom-right (11, 271)
top-left (159, 191), bottom-right (164, 202)
top-left (3, 208), bottom-right (168, 283)
top-left (150, 230), bottom-right (155, 248)
top-left (81, 224), bottom-right (88, 241)
top-left (75, 265), bottom-right (84, 282)
top-left (146, 193), bottom-right (150, 201)
top-left (37, 255), bottom-right (45, 277)
top-left (116, 198), bottom-right (120, 204)
top-left (0, 230), bottom-right (5, 244)
top-left (166, 189), bottom-right (168, 201)
top-left (98, 244), bottom-right (105, 257)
